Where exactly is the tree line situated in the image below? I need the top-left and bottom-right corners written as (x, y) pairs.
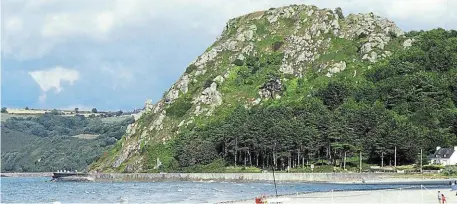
top-left (1, 114), bottom-right (134, 172)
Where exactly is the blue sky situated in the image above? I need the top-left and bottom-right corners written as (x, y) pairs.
top-left (1, 0), bottom-right (456, 111)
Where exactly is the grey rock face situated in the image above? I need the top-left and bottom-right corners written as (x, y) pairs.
top-left (152, 111), bottom-right (166, 131)
top-left (196, 82), bottom-right (223, 106)
top-left (112, 141), bottom-right (140, 168)
top-left (177, 75), bottom-right (190, 93)
top-left (363, 51), bottom-right (378, 63)
top-left (145, 99), bottom-right (154, 112)
top-left (194, 49), bottom-right (218, 67)
top-left (403, 39), bottom-right (415, 48)
top-left (193, 82), bottom-right (223, 116)
top-left (326, 61), bottom-right (347, 77)
top-left (214, 75), bottom-right (225, 84)
top-left (259, 78), bottom-right (283, 99)
top-left (166, 89), bottom-right (179, 102)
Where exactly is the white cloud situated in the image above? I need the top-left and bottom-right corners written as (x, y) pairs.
top-left (2, 0), bottom-right (456, 60)
top-left (29, 66), bottom-right (80, 102)
top-left (100, 63), bottom-right (135, 90)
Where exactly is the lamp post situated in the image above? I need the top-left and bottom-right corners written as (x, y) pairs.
top-left (419, 149), bottom-right (423, 174)
top-left (272, 142), bottom-right (278, 197)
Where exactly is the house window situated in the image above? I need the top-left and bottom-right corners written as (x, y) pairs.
top-left (444, 155), bottom-right (447, 157)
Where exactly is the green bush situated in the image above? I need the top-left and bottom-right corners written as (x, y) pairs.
top-left (335, 7), bottom-right (344, 19)
top-left (266, 52), bottom-right (284, 65)
top-left (423, 164), bottom-right (444, 170)
top-left (441, 165), bottom-right (457, 176)
top-left (232, 59), bottom-right (244, 66)
top-left (204, 79), bottom-right (213, 88)
top-left (181, 158), bottom-right (226, 173)
top-left (357, 32), bottom-right (368, 40)
top-left (166, 97), bottom-right (193, 118)
top-left (185, 64), bottom-right (197, 74)
top-left (272, 41), bottom-right (284, 51)
top-left (318, 81), bottom-right (350, 110)
top-left (388, 31), bottom-right (398, 38)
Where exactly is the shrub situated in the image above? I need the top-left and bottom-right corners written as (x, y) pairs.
top-left (50, 109), bottom-right (59, 115)
top-left (204, 79), bottom-right (213, 88)
top-left (245, 56), bottom-right (260, 67)
top-left (318, 81), bottom-right (350, 110)
top-left (167, 97), bottom-right (192, 118)
top-left (266, 52), bottom-right (284, 65)
top-left (185, 64), bottom-right (197, 74)
top-left (335, 7), bottom-right (344, 19)
top-left (272, 41), bottom-right (284, 51)
top-left (245, 56), bottom-right (261, 74)
top-left (357, 32), bottom-right (368, 40)
top-left (115, 110), bottom-right (123, 116)
top-left (423, 164), bottom-right (444, 170)
top-left (388, 31), bottom-right (398, 38)
top-left (442, 165), bottom-right (457, 176)
top-left (232, 59), bottom-right (244, 66)
top-left (91, 108), bottom-right (98, 113)
top-left (181, 158), bottom-right (226, 173)
top-left (1, 107), bottom-right (7, 113)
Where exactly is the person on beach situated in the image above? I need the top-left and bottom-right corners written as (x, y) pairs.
top-left (438, 191), bottom-right (442, 204)
top-left (442, 193), bottom-right (447, 203)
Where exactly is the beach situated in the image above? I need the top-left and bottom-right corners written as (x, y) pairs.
top-left (228, 188), bottom-right (454, 204)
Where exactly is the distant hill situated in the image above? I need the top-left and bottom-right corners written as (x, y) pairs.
top-left (91, 4), bottom-right (457, 173)
top-left (1, 113), bottom-right (134, 172)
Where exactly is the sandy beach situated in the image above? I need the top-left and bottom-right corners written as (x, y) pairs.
top-left (229, 188), bottom-right (455, 204)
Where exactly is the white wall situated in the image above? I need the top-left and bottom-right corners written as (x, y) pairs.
top-left (430, 158), bottom-right (448, 166)
top-left (449, 152), bottom-right (457, 165)
top-left (430, 156), bottom-right (457, 166)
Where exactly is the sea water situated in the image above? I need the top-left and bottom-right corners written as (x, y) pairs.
top-left (0, 177), bottom-right (439, 203)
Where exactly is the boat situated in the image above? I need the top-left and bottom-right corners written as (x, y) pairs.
top-left (51, 171), bottom-right (92, 182)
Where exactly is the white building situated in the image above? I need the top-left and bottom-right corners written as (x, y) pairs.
top-left (429, 146), bottom-right (457, 166)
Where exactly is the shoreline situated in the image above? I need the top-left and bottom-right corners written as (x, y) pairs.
top-left (222, 187), bottom-right (454, 204)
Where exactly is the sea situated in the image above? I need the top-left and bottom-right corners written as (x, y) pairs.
top-left (0, 177), bottom-right (443, 203)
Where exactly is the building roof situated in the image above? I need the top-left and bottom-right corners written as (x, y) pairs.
top-left (430, 148), bottom-right (455, 159)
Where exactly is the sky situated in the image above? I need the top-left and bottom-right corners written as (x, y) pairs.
top-left (1, 0), bottom-right (456, 111)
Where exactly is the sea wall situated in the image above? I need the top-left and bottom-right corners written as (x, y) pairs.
top-left (1, 172), bottom-right (53, 177)
top-left (91, 173), bottom-right (385, 183)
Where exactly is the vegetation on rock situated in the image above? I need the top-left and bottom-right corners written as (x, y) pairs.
top-left (90, 4), bottom-right (457, 173)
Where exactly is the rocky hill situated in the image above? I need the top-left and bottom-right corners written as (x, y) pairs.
top-left (90, 4), bottom-right (457, 173)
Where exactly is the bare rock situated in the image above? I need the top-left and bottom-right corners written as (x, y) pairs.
top-left (194, 49), bottom-right (218, 67)
top-left (326, 61), bottom-right (347, 77)
top-left (403, 39), bottom-right (415, 48)
top-left (166, 89), bottom-right (179, 102)
top-left (152, 111), bottom-right (166, 131)
top-left (214, 75), bottom-right (225, 84)
top-left (267, 15), bottom-right (278, 23)
top-left (259, 78), bottom-right (283, 99)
